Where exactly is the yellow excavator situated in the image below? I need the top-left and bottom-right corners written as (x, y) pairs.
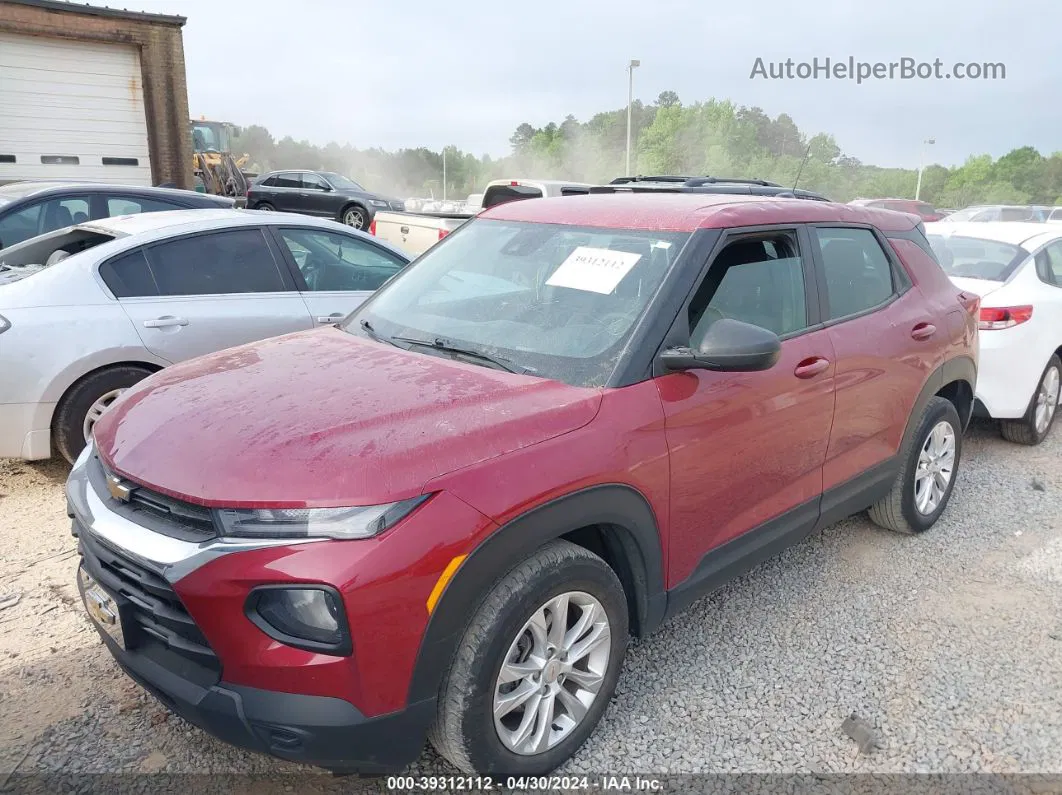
top-left (190, 118), bottom-right (250, 203)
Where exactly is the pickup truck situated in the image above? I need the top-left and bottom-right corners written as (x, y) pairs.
top-left (370, 178), bottom-right (591, 256)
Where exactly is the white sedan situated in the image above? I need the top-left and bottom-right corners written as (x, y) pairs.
top-left (0, 209), bottom-right (410, 462)
top-left (926, 221), bottom-right (1062, 444)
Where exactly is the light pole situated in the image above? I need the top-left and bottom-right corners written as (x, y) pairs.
top-left (915, 138), bottom-right (935, 201)
top-left (626, 59), bottom-right (640, 176)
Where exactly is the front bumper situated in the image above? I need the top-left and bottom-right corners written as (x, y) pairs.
top-left (81, 601), bottom-right (433, 773)
top-left (66, 446), bottom-right (434, 773)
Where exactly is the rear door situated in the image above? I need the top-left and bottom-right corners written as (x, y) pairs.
top-left (101, 227), bottom-right (314, 363)
top-left (273, 226), bottom-right (408, 324)
top-left (270, 172), bottom-right (304, 213)
top-left (808, 225), bottom-right (935, 493)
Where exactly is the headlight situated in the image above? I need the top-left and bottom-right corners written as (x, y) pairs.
top-left (214, 494), bottom-right (430, 540)
top-left (246, 586), bottom-right (351, 655)
top-left (369, 199), bottom-right (389, 208)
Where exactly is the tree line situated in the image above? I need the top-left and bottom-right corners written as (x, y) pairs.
top-left (232, 91), bottom-right (1062, 207)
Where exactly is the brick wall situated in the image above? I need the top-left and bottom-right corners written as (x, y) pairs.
top-left (0, 1), bottom-right (194, 189)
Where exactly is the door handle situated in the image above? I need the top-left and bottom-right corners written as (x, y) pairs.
top-left (400, 226), bottom-right (410, 234)
top-left (143, 316), bottom-right (188, 329)
top-left (911, 322), bottom-right (936, 340)
top-left (316, 313), bottom-right (345, 324)
top-left (794, 357), bottom-right (830, 379)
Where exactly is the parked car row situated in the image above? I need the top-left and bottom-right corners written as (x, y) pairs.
top-left (1, 178), bottom-right (1059, 779)
top-left (51, 187), bottom-right (1061, 779)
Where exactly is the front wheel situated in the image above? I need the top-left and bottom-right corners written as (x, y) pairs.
top-left (429, 540), bottom-right (628, 776)
top-left (868, 396), bottom-right (962, 534)
top-left (341, 205), bottom-right (367, 229)
top-left (1000, 354), bottom-right (1061, 446)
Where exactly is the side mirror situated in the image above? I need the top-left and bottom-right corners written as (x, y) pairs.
top-left (659, 318), bottom-right (781, 373)
top-left (321, 184), bottom-right (332, 192)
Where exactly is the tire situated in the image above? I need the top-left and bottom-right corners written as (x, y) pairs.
top-left (340, 204), bottom-right (367, 229)
top-left (429, 540), bottom-right (628, 776)
top-left (53, 366), bottom-right (154, 464)
top-left (255, 202), bottom-right (275, 212)
top-left (868, 396), bottom-right (962, 534)
top-left (1000, 354), bottom-right (1061, 446)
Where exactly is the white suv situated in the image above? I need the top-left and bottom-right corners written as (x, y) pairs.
top-left (0, 209), bottom-right (409, 462)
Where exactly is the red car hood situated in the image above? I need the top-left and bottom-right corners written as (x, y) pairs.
top-left (94, 328), bottom-right (602, 508)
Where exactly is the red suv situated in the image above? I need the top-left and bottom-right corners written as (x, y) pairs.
top-left (68, 194), bottom-right (978, 776)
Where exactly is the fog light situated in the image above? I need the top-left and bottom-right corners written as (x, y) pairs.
top-left (247, 586), bottom-right (351, 656)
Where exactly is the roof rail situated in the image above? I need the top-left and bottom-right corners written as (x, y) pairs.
top-left (609, 175), bottom-right (782, 188)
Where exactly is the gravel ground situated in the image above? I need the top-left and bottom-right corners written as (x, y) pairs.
top-left (0, 419), bottom-right (1060, 794)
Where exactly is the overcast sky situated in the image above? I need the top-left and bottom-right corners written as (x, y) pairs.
top-left (131, 0), bottom-right (1059, 169)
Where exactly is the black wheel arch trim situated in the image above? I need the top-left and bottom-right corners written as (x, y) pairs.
top-left (405, 483), bottom-right (666, 705)
top-left (904, 356), bottom-right (977, 443)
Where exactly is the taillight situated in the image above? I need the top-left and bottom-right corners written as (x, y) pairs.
top-left (979, 305), bottom-right (1033, 330)
top-left (369, 219), bottom-right (377, 236)
top-left (438, 228), bottom-right (450, 241)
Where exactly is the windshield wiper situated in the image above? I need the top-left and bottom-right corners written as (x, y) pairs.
top-left (359, 318), bottom-right (401, 348)
top-left (389, 335), bottom-right (523, 374)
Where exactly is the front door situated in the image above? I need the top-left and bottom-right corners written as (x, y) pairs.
top-left (104, 227), bottom-right (314, 363)
top-left (273, 226), bottom-right (409, 325)
top-left (657, 229), bottom-right (837, 587)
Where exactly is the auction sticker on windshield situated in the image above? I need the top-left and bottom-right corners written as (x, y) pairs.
top-left (545, 246), bottom-right (642, 294)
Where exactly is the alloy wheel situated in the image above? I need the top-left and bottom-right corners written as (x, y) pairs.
top-left (343, 208), bottom-right (365, 229)
top-left (914, 420), bottom-right (956, 515)
top-left (1035, 366), bottom-right (1060, 435)
top-left (82, 388), bottom-right (125, 441)
top-left (493, 591), bottom-right (611, 755)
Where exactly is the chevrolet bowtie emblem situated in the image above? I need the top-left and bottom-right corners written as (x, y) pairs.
top-left (106, 474), bottom-right (133, 502)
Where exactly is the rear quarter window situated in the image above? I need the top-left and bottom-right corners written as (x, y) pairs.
top-left (99, 249), bottom-right (158, 298)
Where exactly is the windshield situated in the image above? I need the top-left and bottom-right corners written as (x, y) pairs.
top-left (927, 234), bottom-right (1027, 281)
top-left (191, 122), bottom-right (227, 152)
top-left (321, 172), bottom-right (365, 191)
top-left (343, 219), bottom-right (691, 387)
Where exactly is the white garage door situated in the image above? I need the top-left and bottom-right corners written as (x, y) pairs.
top-left (0, 32), bottom-right (153, 186)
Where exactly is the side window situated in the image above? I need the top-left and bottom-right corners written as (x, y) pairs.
top-left (278, 228), bottom-right (406, 292)
top-left (0, 203), bottom-right (43, 247)
top-left (814, 228), bottom-right (896, 320)
top-left (1000, 207), bottom-right (1033, 222)
top-left (687, 233), bottom-right (808, 344)
top-left (145, 229), bottom-right (288, 296)
top-left (107, 196), bottom-right (184, 216)
top-left (98, 248), bottom-right (158, 298)
top-left (260, 175), bottom-right (278, 187)
top-left (40, 197), bottom-right (91, 232)
top-left (1041, 242), bottom-right (1062, 286)
top-left (301, 173), bottom-right (328, 191)
top-left (275, 173), bottom-right (301, 189)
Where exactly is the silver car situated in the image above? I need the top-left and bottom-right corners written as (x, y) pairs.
top-left (0, 208), bottom-right (410, 462)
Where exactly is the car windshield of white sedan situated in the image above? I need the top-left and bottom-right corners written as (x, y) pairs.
top-left (927, 234), bottom-right (1026, 281)
top-left (345, 219), bottom-right (690, 386)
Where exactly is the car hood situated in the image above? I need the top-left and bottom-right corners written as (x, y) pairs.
top-left (94, 327), bottom-right (602, 508)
